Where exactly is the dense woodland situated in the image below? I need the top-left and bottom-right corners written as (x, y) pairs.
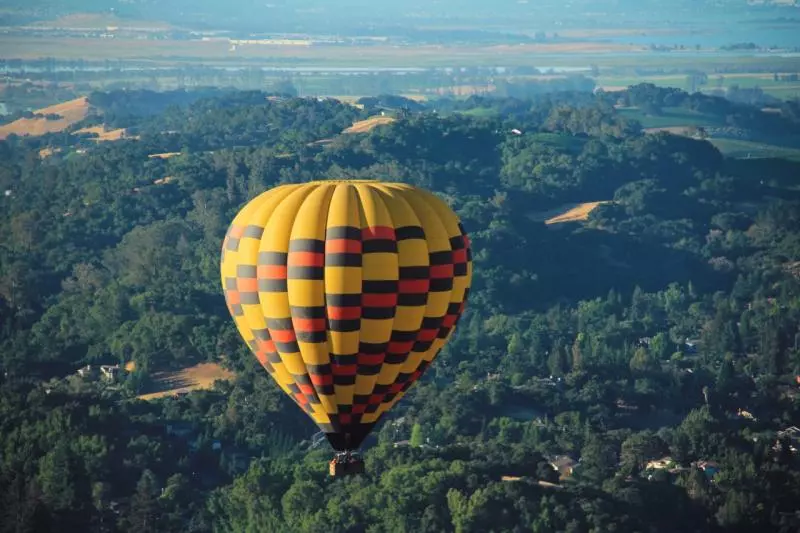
top-left (1, 84), bottom-right (799, 532)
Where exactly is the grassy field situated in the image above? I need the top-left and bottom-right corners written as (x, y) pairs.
top-left (343, 115), bottom-right (396, 133)
top-left (529, 132), bottom-right (590, 151)
top-left (0, 94), bottom-right (135, 145)
top-left (622, 108), bottom-right (800, 161)
top-left (545, 202), bottom-right (611, 225)
top-left (31, 13), bottom-right (176, 31)
top-left (708, 138), bottom-right (800, 161)
top-left (557, 28), bottom-right (684, 39)
top-left (599, 73), bottom-right (800, 100)
top-left (428, 83), bottom-right (495, 97)
top-left (459, 107), bottom-right (500, 118)
top-left (643, 126), bottom-right (698, 135)
top-left (528, 201), bottom-right (610, 224)
top-left (73, 125), bottom-right (129, 141)
top-left (327, 94), bottom-right (425, 104)
top-left (4, 34), bottom-right (800, 71)
top-left (617, 106), bottom-right (723, 129)
top-left (0, 36), bottom-right (642, 64)
top-left (0, 96), bottom-right (89, 139)
top-left (137, 362), bottom-right (235, 401)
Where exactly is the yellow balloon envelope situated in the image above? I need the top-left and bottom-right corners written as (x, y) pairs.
top-left (220, 180), bottom-right (473, 451)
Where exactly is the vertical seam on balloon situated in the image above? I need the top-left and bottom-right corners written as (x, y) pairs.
top-left (417, 191), bottom-right (469, 357)
top-left (235, 192), bottom-right (274, 374)
top-left (455, 221), bottom-right (472, 327)
top-left (264, 185), bottom-right (317, 415)
top-left (287, 184), bottom-right (328, 412)
top-left (352, 184), bottom-right (397, 424)
top-left (223, 188), bottom-right (279, 370)
top-left (371, 184), bottom-right (429, 417)
top-left (385, 186), bottom-right (444, 400)
top-left (252, 186), bottom-right (302, 400)
top-left (326, 182), bottom-right (363, 430)
top-left (305, 183), bottom-right (336, 416)
top-left (413, 190), bottom-right (459, 387)
top-left (362, 186), bottom-right (400, 416)
top-left (352, 184), bottom-right (375, 424)
top-left (410, 192), bottom-right (446, 390)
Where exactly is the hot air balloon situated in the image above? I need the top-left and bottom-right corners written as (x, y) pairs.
top-left (220, 180), bottom-right (472, 476)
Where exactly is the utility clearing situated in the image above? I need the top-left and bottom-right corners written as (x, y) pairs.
top-left (0, 96), bottom-right (90, 139)
top-left (137, 362), bottom-right (235, 401)
top-left (343, 115), bottom-right (396, 134)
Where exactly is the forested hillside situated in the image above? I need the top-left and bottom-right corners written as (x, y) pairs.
top-left (1, 86), bottom-right (799, 532)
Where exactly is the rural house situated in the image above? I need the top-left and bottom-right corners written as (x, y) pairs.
top-left (549, 455), bottom-right (578, 478)
top-left (100, 364), bottom-right (121, 381)
top-left (645, 457), bottom-right (675, 470)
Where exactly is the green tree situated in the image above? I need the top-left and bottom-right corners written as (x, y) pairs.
top-left (507, 332), bottom-right (523, 356)
top-left (620, 433), bottom-right (663, 474)
top-left (37, 441), bottom-right (90, 521)
top-left (548, 344), bottom-right (569, 376)
top-left (410, 423), bottom-right (425, 447)
top-left (128, 470), bottom-right (161, 533)
top-left (649, 332), bottom-right (671, 361)
top-left (579, 435), bottom-right (617, 482)
top-left (571, 333), bottom-right (585, 371)
top-left (629, 347), bottom-right (657, 373)
top-left (281, 480), bottom-right (323, 527)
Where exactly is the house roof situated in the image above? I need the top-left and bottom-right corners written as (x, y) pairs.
top-left (550, 455), bottom-right (578, 469)
top-left (696, 460), bottom-right (720, 470)
top-left (645, 456), bottom-right (674, 469)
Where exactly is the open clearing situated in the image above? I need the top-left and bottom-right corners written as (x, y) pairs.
top-left (643, 126), bottom-right (699, 136)
top-left (533, 201), bottom-right (611, 225)
top-left (2, 34), bottom-right (799, 73)
top-left (558, 27), bottom-right (682, 38)
top-left (638, 124), bottom-right (800, 161)
top-left (0, 96), bottom-right (89, 139)
top-left (343, 115), bottom-right (396, 134)
top-left (136, 362), bottom-right (235, 401)
top-left (500, 476), bottom-right (563, 488)
top-left (709, 138), bottom-right (800, 161)
top-left (31, 13), bottom-right (175, 31)
top-left (73, 125), bottom-right (130, 141)
top-left (148, 152), bottom-right (182, 159)
top-left (460, 107), bottom-right (500, 118)
top-left (598, 73), bottom-right (800, 100)
top-left (38, 147), bottom-right (61, 159)
top-left (429, 83), bottom-right (495, 96)
top-left (617, 107), bottom-right (722, 129)
top-left (0, 37), bottom-right (646, 66)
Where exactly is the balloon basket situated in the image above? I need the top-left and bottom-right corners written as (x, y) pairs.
top-left (329, 451), bottom-right (365, 478)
